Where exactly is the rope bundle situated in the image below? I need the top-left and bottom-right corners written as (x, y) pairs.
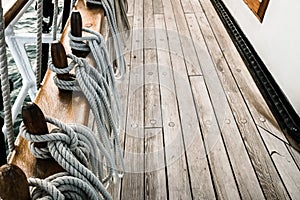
top-left (49, 30), bottom-right (124, 174)
top-left (29, 172), bottom-right (101, 200)
top-left (85, 0), bottom-right (127, 79)
top-left (21, 116), bottom-right (116, 199)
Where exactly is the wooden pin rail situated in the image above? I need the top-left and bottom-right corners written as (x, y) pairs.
top-left (7, 0), bottom-right (105, 179)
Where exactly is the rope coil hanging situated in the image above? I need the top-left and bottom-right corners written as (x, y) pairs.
top-left (48, 49), bottom-right (125, 175)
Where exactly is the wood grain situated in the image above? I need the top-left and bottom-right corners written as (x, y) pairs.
top-left (120, 0), bottom-right (145, 199)
top-left (155, 13), bottom-right (192, 199)
top-left (162, 1), bottom-right (216, 198)
top-left (260, 127), bottom-right (300, 199)
top-left (186, 11), bottom-right (265, 199)
top-left (144, 128), bottom-right (167, 200)
top-left (144, 0), bottom-right (162, 128)
top-left (196, 0), bottom-right (290, 198)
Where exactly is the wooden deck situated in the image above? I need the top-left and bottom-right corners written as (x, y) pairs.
top-left (106, 0), bottom-right (300, 199)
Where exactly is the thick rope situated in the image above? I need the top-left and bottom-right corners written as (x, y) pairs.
top-left (29, 172), bottom-right (100, 200)
top-left (20, 116), bottom-right (116, 199)
top-left (48, 28), bottom-right (125, 175)
top-left (36, 0), bottom-right (43, 88)
top-left (85, 0), bottom-right (126, 79)
top-left (0, 2), bottom-right (14, 152)
top-left (49, 53), bottom-right (125, 176)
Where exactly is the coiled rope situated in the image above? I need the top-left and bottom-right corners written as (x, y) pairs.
top-left (21, 116), bottom-right (117, 199)
top-left (0, 1), bottom-right (14, 152)
top-left (85, 0), bottom-right (126, 79)
top-left (49, 27), bottom-right (124, 175)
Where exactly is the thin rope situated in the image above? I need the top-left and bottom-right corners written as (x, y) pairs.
top-left (20, 116), bottom-right (116, 199)
top-left (0, 1), bottom-right (14, 152)
top-left (35, 0), bottom-right (43, 88)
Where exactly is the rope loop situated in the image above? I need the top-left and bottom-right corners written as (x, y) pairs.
top-left (20, 116), bottom-right (116, 199)
top-left (29, 172), bottom-right (100, 200)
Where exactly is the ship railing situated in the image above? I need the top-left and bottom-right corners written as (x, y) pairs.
top-left (3, 0), bottom-right (63, 132)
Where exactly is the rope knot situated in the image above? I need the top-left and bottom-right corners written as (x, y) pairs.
top-left (20, 116), bottom-right (83, 160)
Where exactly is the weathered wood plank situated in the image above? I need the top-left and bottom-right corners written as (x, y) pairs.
top-left (186, 11), bottom-right (265, 200)
top-left (153, 0), bottom-right (164, 14)
top-left (192, 0), bottom-right (287, 143)
top-left (9, 0), bottom-right (104, 179)
top-left (144, 0), bottom-right (156, 50)
top-left (165, 0), bottom-right (202, 76)
top-left (162, 1), bottom-right (216, 198)
top-left (180, 0), bottom-right (193, 13)
top-left (144, 49), bottom-right (162, 128)
top-left (287, 145), bottom-right (300, 170)
top-left (190, 76), bottom-right (241, 199)
top-left (155, 14), bottom-right (192, 199)
top-left (194, 0), bottom-right (290, 198)
top-left (144, 0), bottom-right (162, 128)
top-left (260, 127), bottom-right (300, 199)
top-left (144, 128), bottom-right (167, 200)
top-left (121, 0), bottom-right (145, 199)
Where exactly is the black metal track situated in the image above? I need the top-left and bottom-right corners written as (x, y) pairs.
top-left (210, 0), bottom-right (300, 142)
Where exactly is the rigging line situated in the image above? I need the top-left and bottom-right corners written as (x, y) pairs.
top-left (35, 0), bottom-right (43, 88)
top-left (53, 0), bottom-right (59, 40)
top-left (0, 1), bottom-right (14, 152)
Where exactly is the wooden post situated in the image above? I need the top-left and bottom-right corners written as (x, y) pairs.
top-left (0, 164), bottom-right (30, 200)
top-left (22, 102), bottom-right (63, 178)
top-left (70, 11), bottom-right (89, 57)
top-left (22, 102), bottom-right (49, 148)
top-left (51, 41), bottom-right (74, 82)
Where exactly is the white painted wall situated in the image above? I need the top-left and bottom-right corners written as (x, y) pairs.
top-left (221, 0), bottom-right (300, 115)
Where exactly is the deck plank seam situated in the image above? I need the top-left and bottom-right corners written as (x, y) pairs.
top-left (155, 9), bottom-right (193, 198)
top-left (143, 1), bottom-right (168, 198)
top-left (163, 1), bottom-right (202, 198)
top-left (117, 3), bottom-right (135, 200)
top-left (194, 8), bottom-right (273, 199)
top-left (167, 0), bottom-right (236, 198)
top-left (197, 0), bottom-right (293, 198)
top-left (181, 9), bottom-right (247, 199)
top-left (187, 1), bottom-right (287, 198)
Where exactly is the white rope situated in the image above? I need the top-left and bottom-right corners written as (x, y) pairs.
top-left (29, 172), bottom-right (100, 200)
top-left (85, 0), bottom-right (126, 79)
top-left (52, 0), bottom-right (59, 40)
top-left (35, 0), bottom-right (43, 88)
top-left (20, 116), bottom-right (116, 199)
top-left (0, 1), bottom-right (14, 152)
top-left (49, 46), bottom-right (125, 175)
